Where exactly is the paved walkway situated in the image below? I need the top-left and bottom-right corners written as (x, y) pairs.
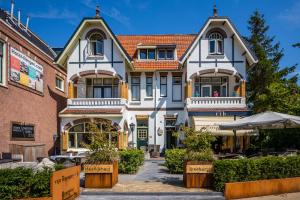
top-left (81, 160), bottom-right (214, 193)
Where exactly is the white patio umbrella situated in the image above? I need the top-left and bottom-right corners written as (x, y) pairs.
top-left (219, 111), bottom-right (300, 130)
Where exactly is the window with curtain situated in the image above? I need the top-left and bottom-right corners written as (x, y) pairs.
top-left (131, 77), bottom-right (140, 101)
top-left (172, 76), bottom-right (182, 101)
top-left (160, 76), bottom-right (167, 97)
top-left (146, 77), bottom-right (153, 97)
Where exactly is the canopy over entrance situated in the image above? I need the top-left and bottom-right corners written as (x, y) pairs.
top-left (219, 111), bottom-right (300, 130)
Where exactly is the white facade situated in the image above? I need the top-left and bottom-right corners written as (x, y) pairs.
top-left (57, 16), bottom-right (257, 153)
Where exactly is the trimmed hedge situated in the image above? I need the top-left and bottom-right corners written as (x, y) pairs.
top-left (119, 149), bottom-right (144, 174)
top-left (0, 167), bottom-right (52, 200)
top-left (165, 149), bottom-right (186, 174)
top-left (213, 156), bottom-right (300, 192)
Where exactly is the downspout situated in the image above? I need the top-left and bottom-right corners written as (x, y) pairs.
top-left (154, 71), bottom-right (157, 152)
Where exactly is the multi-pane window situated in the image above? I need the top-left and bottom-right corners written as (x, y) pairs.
top-left (131, 77), bottom-right (140, 101)
top-left (158, 49), bottom-right (174, 60)
top-left (208, 32), bottom-right (223, 54)
top-left (160, 76), bottom-right (167, 97)
top-left (86, 78), bottom-right (119, 98)
top-left (55, 76), bottom-right (64, 91)
top-left (0, 41), bottom-right (3, 84)
top-left (89, 33), bottom-right (104, 56)
top-left (139, 49), bottom-right (156, 60)
top-left (146, 77), bottom-right (153, 97)
top-left (172, 76), bottom-right (182, 101)
top-left (194, 77), bottom-right (228, 97)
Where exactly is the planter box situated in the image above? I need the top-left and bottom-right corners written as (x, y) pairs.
top-left (225, 177), bottom-right (300, 199)
top-left (84, 161), bottom-right (118, 188)
top-left (183, 161), bottom-right (213, 188)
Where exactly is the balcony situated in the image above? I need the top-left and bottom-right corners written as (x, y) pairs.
top-left (186, 97), bottom-right (246, 109)
top-left (67, 98), bottom-right (127, 109)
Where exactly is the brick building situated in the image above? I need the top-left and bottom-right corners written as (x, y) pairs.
top-left (0, 7), bottom-right (67, 158)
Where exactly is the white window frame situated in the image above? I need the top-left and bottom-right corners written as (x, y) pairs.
top-left (208, 32), bottom-right (224, 55)
top-left (138, 49), bottom-right (156, 60)
top-left (55, 75), bottom-right (64, 92)
top-left (0, 41), bottom-right (7, 87)
top-left (201, 85), bottom-right (212, 97)
top-left (88, 33), bottom-right (104, 57)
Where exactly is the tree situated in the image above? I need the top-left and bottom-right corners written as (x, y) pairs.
top-left (293, 43), bottom-right (300, 48)
top-left (246, 10), bottom-right (299, 114)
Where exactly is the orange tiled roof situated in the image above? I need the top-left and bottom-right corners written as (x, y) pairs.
top-left (117, 34), bottom-right (196, 70)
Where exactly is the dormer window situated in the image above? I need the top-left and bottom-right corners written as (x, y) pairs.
top-left (90, 33), bottom-right (104, 56)
top-left (158, 49), bottom-right (174, 60)
top-left (139, 49), bottom-right (156, 60)
top-left (208, 32), bottom-right (223, 55)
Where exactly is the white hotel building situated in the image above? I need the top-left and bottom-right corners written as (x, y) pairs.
top-left (56, 8), bottom-right (258, 154)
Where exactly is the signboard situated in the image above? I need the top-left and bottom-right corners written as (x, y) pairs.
top-left (10, 47), bottom-right (43, 93)
top-left (84, 164), bottom-right (113, 173)
top-left (11, 122), bottom-right (34, 140)
top-left (186, 164), bottom-right (214, 174)
top-left (51, 166), bottom-right (80, 200)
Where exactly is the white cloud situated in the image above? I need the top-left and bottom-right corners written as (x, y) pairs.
top-left (278, 1), bottom-right (300, 25)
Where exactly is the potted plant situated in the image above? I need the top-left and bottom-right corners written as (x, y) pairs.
top-left (83, 124), bottom-right (119, 188)
top-left (176, 127), bottom-right (215, 188)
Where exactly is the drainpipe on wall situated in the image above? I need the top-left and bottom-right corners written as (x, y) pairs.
top-left (154, 71), bottom-right (157, 153)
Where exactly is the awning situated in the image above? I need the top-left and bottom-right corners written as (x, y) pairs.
top-left (192, 116), bottom-right (257, 136)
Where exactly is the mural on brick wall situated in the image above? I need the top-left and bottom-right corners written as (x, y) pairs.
top-left (10, 47), bottom-right (43, 92)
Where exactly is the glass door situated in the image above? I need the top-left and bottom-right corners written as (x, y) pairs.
top-left (93, 87), bottom-right (102, 98)
top-left (201, 85), bottom-right (212, 97)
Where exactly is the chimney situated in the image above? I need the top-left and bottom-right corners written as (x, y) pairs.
top-left (17, 8), bottom-right (21, 26)
top-left (26, 15), bottom-right (30, 31)
top-left (213, 4), bottom-right (218, 17)
top-left (95, 5), bottom-right (100, 18)
top-left (10, 0), bottom-right (14, 19)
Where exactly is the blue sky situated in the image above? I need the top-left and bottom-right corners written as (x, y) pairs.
top-left (1, 0), bottom-right (299, 79)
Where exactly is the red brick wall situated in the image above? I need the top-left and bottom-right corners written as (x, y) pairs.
top-left (0, 21), bottom-right (67, 156)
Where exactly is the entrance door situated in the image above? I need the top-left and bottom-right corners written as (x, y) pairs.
top-left (166, 127), bottom-right (177, 149)
top-left (137, 128), bottom-right (148, 149)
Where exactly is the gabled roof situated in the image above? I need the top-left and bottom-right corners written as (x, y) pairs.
top-left (117, 34), bottom-right (195, 70)
top-left (180, 16), bottom-right (258, 65)
top-left (0, 9), bottom-right (56, 59)
top-left (55, 17), bottom-right (132, 67)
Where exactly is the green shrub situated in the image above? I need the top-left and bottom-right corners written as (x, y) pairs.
top-left (54, 163), bottom-right (65, 171)
top-left (119, 149), bottom-right (144, 174)
top-left (213, 156), bottom-right (300, 192)
top-left (165, 149), bottom-right (186, 174)
top-left (0, 167), bottom-right (52, 200)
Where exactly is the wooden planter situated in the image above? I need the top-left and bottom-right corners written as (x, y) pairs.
top-left (84, 161), bottom-right (118, 188)
top-left (183, 161), bottom-right (213, 188)
top-left (225, 177), bottom-right (300, 199)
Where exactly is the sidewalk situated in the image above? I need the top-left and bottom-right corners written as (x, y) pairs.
top-left (238, 192), bottom-right (300, 200)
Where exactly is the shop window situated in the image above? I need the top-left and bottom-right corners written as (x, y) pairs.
top-left (172, 76), bottom-right (182, 101)
top-left (55, 76), bottom-right (64, 91)
top-left (131, 77), bottom-right (140, 101)
top-left (68, 122), bottom-right (117, 149)
top-left (160, 76), bottom-right (167, 97)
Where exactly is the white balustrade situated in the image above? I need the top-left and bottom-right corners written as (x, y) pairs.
top-left (67, 98), bottom-right (127, 108)
top-left (186, 97), bottom-right (246, 108)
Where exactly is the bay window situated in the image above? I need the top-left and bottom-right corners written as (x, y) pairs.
top-left (194, 77), bottom-right (228, 97)
top-left (131, 77), bottom-right (140, 101)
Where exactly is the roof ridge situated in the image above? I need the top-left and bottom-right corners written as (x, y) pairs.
top-left (117, 33), bottom-right (197, 36)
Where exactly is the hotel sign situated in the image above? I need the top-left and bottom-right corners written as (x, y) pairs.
top-left (83, 164), bottom-right (113, 173)
top-left (186, 164), bottom-right (214, 174)
top-left (11, 122), bottom-right (34, 140)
